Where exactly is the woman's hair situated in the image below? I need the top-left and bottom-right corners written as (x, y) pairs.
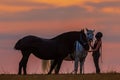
top-left (95, 32), bottom-right (103, 39)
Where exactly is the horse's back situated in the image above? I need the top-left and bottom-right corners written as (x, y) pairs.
top-left (14, 35), bottom-right (43, 50)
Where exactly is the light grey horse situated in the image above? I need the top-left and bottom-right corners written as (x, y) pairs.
top-left (69, 28), bottom-right (95, 74)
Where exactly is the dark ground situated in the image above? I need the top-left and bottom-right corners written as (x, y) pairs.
top-left (0, 73), bottom-right (120, 80)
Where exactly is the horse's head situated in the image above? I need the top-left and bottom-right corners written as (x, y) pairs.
top-left (79, 29), bottom-right (89, 51)
top-left (86, 28), bottom-right (95, 42)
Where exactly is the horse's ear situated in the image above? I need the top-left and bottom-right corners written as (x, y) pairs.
top-left (81, 29), bottom-right (84, 32)
top-left (81, 29), bottom-right (85, 33)
top-left (86, 28), bottom-right (89, 31)
top-left (80, 29), bottom-right (82, 32)
top-left (83, 29), bottom-right (85, 32)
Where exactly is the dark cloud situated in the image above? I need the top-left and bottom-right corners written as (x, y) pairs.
top-left (104, 34), bottom-right (120, 42)
top-left (0, 33), bottom-right (22, 40)
top-left (2, 1), bottom-right (120, 22)
top-left (85, 1), bottom-right (120, 8)
top-left (0, 1), bottom-right (118, 34)
top-left (0, 1), bottom-right (54, 7)
top-left (0, 5), bottom-right (119, 26)
top-left (0, 6), bottom-right (89, 21)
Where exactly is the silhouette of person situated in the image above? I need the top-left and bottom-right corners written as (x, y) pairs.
top-left (89, 32), bottom-right (103, 73)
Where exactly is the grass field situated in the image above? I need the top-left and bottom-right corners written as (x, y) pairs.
top-left (0, 73), bottom-right (120, 80)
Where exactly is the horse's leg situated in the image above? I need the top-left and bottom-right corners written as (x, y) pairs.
top-left (48, 60), bottom-right (58, 74)
top-left (22, 51), bottom-right (30, 75)
top-left (80, 59), bottom-right (85, 74)
top-left (55, 60), bottom-right (63, 74)
top-left (18, 50), bottom-right (30, 75)
top-left (80, 61), bottom-right (83, 74)
top-left (18, 56), bottom-right (23, 75)
top-left (74, 55), bottom-right (79, 74)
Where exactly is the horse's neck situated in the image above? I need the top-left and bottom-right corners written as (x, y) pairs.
top-left (75, 41), bottom-right (83, 52)
top-left (75, 41), bottom-right (87, 58)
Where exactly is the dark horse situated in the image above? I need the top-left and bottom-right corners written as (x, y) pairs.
top-left (14, 29), bottom-right (89, 75)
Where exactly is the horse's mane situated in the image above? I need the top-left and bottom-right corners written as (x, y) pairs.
top-left (51, 31), bottom-right (80, 40)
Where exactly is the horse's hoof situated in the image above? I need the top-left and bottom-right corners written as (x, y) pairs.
top-left (24, 73), bottom-right (27, 75)
top-left (47, 72), bottom-right (51, 75)
top-left (18, 72), bottom-right (21, 75)
top-left (71, 70), bottom-right (77, 74)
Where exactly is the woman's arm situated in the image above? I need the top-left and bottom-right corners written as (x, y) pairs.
top-left (88, 41), bottom-right (102, 52)
top-left (89, 41), bottom-right (94, 49)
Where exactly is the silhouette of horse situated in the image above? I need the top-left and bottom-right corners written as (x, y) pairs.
top-left (43, 29), bottom-right (95, 74)
top-left (14, 29), bottom-right (89, 75)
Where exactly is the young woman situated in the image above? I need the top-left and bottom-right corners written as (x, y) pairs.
top-left (89, 32), bottom-right (103, 73)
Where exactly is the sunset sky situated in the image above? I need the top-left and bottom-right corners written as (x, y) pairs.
top-left (0, 0), bottom-right (120, 74)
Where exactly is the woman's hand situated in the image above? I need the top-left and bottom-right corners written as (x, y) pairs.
top-left (88, 50), bottom-right (93, 52)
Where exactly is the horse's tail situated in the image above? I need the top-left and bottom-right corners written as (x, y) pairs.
top-left (41, 60), bottom-right (51, 73)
